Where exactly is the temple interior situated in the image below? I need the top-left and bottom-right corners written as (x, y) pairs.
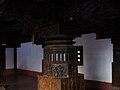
top-left (0, 0), bottom-right (120, 90)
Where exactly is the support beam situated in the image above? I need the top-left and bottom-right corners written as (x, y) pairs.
top-left (112, 38), bottom-right (120, 90)
top-left (0, 44), bottom-right (5, 90)
top-left (14, 47), bottom-right (17, 72)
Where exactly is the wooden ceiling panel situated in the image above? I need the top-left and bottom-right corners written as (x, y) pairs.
top-left (0, 0), bottom-right (120, 47)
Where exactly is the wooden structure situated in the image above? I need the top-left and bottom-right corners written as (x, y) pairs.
top-left (112, 40), bottom-right (120, 90)
top-left (38, 74), bottom-right (84, 90)
top-left (38, 35), bottom-right (84, 90)
top-left (0, 44), bottom-right (5, 90)
top-left (0, 0), bottom-right (120, 90)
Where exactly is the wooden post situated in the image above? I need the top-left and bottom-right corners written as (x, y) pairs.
top-left (112, 44), bottom-right (120, 90)
top-left (39, 35), bottom-right (85, 90)
top-left (14, 47), bottom-right (17, 72)
top-left (112, 39), bottom-right (120, 90)
top-left (0, 44), bottom-right (5, 90)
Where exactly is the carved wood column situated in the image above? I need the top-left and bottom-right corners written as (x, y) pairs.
top-left (112, 39), bottom-right (120, 90)
top-left (38, 35), bottom-right (85, 90)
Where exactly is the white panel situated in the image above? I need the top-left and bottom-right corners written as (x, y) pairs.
top-left (74, 33), bottom-right (113, 83)
top-left (6, 48), bottom-right (14, 69)
top-left (17, 42), bottom-right (43, 72)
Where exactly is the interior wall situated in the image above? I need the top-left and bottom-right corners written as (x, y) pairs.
top-left (17, 42), bottom-right (43, 72)
top-left (74, 33), bottom-right (113, 83)
top-left (6, 33), bottom-right (113, 83)
top-left (6, 48), bottom-right (14, 69)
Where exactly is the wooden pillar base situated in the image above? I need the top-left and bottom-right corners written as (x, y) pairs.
top-left (38, 74), bottom-right (85, 90)
top-left (38, 75), bottom-right (61, 90)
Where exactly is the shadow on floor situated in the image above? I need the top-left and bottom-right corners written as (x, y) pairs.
top-left (4, 74), bottom-right (37, 90)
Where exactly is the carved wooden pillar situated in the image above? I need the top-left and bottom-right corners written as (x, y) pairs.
top-left (43, 35), bottom-right (77, 78)
top-left (38, 35), bottom-right (84, 90)
top-left (112, 39), bottom-right (120, 90)
top-left (0, 43), bottom-right (5, 90)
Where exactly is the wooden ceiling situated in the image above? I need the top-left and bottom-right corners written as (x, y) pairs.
top-left (0, 0), bottom-right (120, 47)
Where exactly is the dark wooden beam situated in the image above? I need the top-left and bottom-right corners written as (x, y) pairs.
top-left (14, 47), bottom-right (17, 72)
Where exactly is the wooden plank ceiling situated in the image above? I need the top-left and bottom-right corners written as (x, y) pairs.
top-left (0, 0), bottom-right (120, 47)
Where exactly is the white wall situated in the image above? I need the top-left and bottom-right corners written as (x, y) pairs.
top-left (6, 33), bottom-right (112, 83)
top-left (6, 48), bottom-right (14, 69)
top-left (74, 33), bottom-right (113, 83)
top-left (17, 42), bottom-right (43, 72)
